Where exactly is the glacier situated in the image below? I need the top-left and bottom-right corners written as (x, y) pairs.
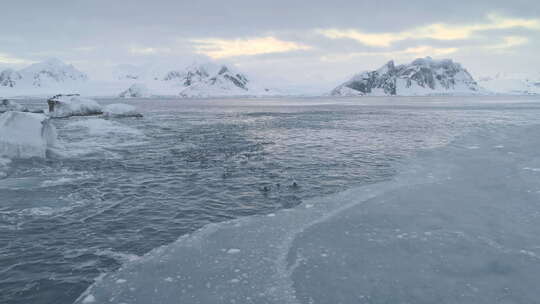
top-left (0, 111), bottom-right (57, 159)
top-left (75, 122), bottom-right (540, 304)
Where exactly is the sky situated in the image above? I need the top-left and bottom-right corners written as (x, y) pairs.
top-left (1, 0), bottom-right (539, 91)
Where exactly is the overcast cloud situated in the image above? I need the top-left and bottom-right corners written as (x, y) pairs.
top-left (1, 0), bottom-right (539, 90)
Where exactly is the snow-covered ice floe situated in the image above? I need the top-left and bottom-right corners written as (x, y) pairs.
top-left (47, 94), bottom-right (103, 118)
top-left (0, 111), bottom-right (57, 159)
top-left (103, 103), bottom-right (143, 118)
top-left (0, 99), bottom-right (28, 113)
top-left (75, 123), bottom-right (540, 304)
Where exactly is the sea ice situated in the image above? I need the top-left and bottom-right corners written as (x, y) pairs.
top-left (0, 111), bottom-right (57, 158)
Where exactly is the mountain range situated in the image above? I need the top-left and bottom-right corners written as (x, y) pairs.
top-left (0, 57), bottom-right (538, 98)
top-left (0, 59), bottom-right (273, 98)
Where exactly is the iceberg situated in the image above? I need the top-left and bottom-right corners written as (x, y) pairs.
top-left (0, 111), bottom-right (57, 158)
top-left (103, 104), bottom-right (142, 118)
top-left (47, 94), bottom-right (103, 118)
top-left (0, 99), bottom-right (28, 113)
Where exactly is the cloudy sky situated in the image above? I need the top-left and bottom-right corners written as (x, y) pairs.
top-left (1, 0), bottom-right (539, 91)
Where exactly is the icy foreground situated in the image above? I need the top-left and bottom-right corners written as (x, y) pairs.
top-left (332, 57), bottom-right (482, 96)
top-left (76, 123), bottom-right (540, 304)
top-left (0, 111), bottom-right (57, 158)
top-left (47, 95), bottom-right (103, 118)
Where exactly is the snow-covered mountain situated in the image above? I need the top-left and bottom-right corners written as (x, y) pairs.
top-left (331, 57), bottom-right (483, 96)
top-left (166, 64), bottom-right (260, 98)
top-left (0, 69), bottom-right (23, 88)
top-left (0, 58), bottom-right (88, 89)
top-left (116, 62), bottom-right (272, 98)
top-left (477, 73), bottom-right (540, 95)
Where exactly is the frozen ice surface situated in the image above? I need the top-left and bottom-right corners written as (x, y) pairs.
top-left (103, 103), bottom-right (142, 118)
top-left (76, 123), bottom-right (540, 304)
top-left (0, 111), bottom-right (57, 159)
top-left (48, 95), bottom-right (102, 118)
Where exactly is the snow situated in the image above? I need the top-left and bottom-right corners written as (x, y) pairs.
top-left (103, 103), bottom-right (142, 118)
top-left (74, 122), bottom-right (540, 304)
top-left (47, 95), bottom-right (103, 118)
top-left (0, 111), bottom-right (57, 159)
